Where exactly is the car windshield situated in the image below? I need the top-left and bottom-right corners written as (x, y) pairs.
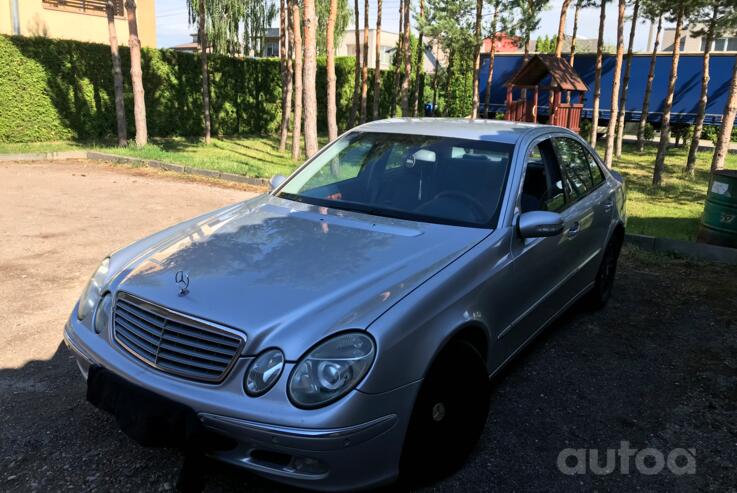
top-left (277, 132), bottom-right (514, 227)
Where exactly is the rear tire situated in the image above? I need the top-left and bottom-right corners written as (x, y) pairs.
top-left (586, 233), bottom-right (623, 309)
top-left (399, 339), bottom-right (490, 485)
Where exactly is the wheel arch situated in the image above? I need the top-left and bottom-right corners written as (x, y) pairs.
top-left (610, 221), bottom-right (625, 249)
top-left (422, 321), bottom-right (491, 381)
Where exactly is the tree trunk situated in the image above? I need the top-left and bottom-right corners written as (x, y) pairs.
top-left (523, 34), bottom-right (530, 60)
top-left (348, 0), bottom-right (361, 127)
top-left (555, 0), bottom-right (572, 58)
top-left (685, 7), bottom-right (718, 176)
top-left (569, 1), bottom-right (580, 67)
top-left (652, 7), bottom-right (684, 187)
top-left (711, 55), bottom-right (737, 172)
top-left (471, 0), bottom-right (483, 119)
top-left (444, 48), bottom-right (455, 116)
top-left (614, 0), bottom-right (639, 158)
top-left (279, 0), bottom-right (292, 151)
top-left (391, 0), bottom-right (403, 117)
top-left (637, 14), bottom-right (661, 152)
top-left (291, 0), bottom-right (303, 161)
top-left (590, 0), bottom-right (606, 147)
top-left (431, 42), bottom-right (439, 115)
top-left (326, 0), bottom-right (338, 140)
top-left (124, 0), bottom-right (147, 147)
top-left (372, 0), bottom-right (383, 120)
top-left (603, 0), bottom-right (625, 168)
top-left (399, 0), bottom-right (411, 116)
top-left (483, 5), bottom-right (499, 119)
top-left (411, 0), bottom-right (424, 116)
top-left (303, 0), bottom-right (319, 158)
top-left (106, 0), bottom-right (127, 147)
top-left (360, 0), bottom-right (370, 122)
top-left (198, 0), bottom-right (211, 144)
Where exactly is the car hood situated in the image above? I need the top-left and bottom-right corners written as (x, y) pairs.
top-left (113, 195), bottom-right (489, 358)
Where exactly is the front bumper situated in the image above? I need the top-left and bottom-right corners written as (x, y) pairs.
top-left (64, 311), bottom-right (420, 491)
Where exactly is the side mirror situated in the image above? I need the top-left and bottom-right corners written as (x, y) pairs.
top-left (517, 211), bottom-right (564, 238)
top-left (269, 175), bottom-right (287, 192)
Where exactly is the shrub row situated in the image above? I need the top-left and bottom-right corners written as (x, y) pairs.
top-left (0, 35), bottom-right (362, 143)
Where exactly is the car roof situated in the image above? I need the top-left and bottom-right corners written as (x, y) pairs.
top-left (355, 118), bottom-right (552, 145)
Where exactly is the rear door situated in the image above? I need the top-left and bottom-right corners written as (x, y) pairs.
top-left (551, 136), bottom-right (610, 288)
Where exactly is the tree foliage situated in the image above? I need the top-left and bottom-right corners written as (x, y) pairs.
top-left (535, 35), bottom-right (558, 53)
top-left (317, 0), bottom-right (352, 55)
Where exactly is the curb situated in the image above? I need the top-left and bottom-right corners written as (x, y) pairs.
top-left (0, 150), bottom-right (88, 161)
top-left (625, 233), bottom-right (737, 264)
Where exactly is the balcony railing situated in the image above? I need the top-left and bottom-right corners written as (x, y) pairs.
top-left (42, 0), bottom-right (124, 17)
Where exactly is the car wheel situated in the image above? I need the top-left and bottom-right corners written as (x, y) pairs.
top-left (587, 234), bottom-right (623, 309)
top-left (399, 339), bottom-right (490, 485)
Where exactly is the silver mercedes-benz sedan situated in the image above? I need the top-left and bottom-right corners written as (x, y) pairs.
top-left (64, 118), bottom-right (625, 491)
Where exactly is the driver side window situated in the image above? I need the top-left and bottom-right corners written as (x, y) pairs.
top-left (520, 139), bottom-right (566, 213)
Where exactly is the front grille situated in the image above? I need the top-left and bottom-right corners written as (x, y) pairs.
top-left (112, 292), bottom-right (245, 383)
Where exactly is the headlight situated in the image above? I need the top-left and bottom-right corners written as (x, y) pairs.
top-left (93, 293), bottom-right (113, 334)
top-left (288, 332), bottom-right (375, 409)
top-left (77, 257), bottom-right (110, 320)
top-left (244, 348), bottom-right (285, 396)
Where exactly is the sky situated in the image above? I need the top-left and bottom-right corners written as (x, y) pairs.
top-left (155, 0), bottom-right (663, 51)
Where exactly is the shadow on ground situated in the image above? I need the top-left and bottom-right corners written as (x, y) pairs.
top-left (1, 249), bottom-right (736, 492)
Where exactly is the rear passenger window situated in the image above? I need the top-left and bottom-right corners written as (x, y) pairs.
top-left (587, 152), bottom-right (605, 186)
top-left (553, 137), bottom-right (595, 200)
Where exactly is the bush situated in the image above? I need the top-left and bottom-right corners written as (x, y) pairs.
top-left (671, 124), bottom-right (693, 146)
top-left (579, 119), bottom-right (592, 141)
top-left (643, 122), bottom-right (655, 141)
top-left (701, 124), bottom-right (737, 144)
top-left (0, 35), bottom-right (358, 143)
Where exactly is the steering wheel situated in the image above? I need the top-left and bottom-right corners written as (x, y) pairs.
top-left (416, 191), bottom-right (488, 222)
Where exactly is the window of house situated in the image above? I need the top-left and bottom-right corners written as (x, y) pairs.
top-left (701, 37), bottom-right (737, 52)
top-left (380, 47), bottom-right (393, 66)
top-left (43, 0), bottom-right (124, 17)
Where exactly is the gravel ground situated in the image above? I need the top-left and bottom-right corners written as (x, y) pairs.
top-left (1, 160), bottom-right (736, 492)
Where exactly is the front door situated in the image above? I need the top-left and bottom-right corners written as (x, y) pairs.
top-left (496, 137), bottom-right (574, 356)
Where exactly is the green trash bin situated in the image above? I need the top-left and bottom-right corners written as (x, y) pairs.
top-left (698, 170), bottom-right (737, 248)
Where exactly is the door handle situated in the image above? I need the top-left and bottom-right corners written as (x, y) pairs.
top-left (566, 222), bottom-right (580, 238)
top-left (603, 200), bottom-right (614, 213)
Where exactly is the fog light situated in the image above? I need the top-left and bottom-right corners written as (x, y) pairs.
top-left (244, 349), bottom-right (284, 396)
top-left (292, 456), bottom-right (328, 475)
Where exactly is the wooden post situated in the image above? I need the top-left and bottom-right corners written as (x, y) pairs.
top-left (506, 86), bottom-right (512, 120)
top-left (549, 89), bottom-right (556, 126)
top-left (533, 86), bottom-right (539, 123)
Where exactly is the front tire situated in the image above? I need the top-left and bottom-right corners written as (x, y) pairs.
top-left (587, 233), bottom-right (623, 309)
top-left (400, 339), bottom-right (490, 484)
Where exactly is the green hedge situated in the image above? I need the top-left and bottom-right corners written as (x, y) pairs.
top-left (0, 35), bottom-right (361, 143)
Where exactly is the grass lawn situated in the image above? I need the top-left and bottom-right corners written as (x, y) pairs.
top-left (100, 136), bottom-right (301, 178)
top-left (2, 135), bottom-right (735, 242)
top-left (604, 142), bottom-right (737, 241)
